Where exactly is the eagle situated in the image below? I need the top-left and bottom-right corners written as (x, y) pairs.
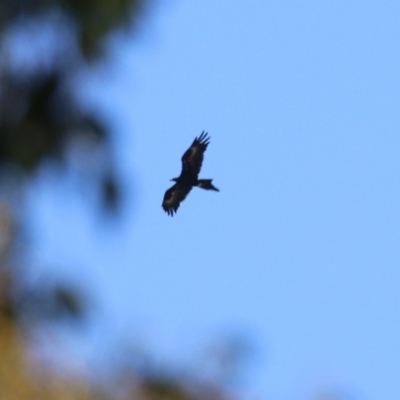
top-left (162, 131), bottom-right (219, 216)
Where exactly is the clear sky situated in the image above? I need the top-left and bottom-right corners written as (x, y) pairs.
top-left (31, 1), bottom-right (400, 399)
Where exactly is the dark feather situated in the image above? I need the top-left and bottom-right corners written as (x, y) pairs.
top-left (197, 179), bottom-right (219, 191)
top-left (162, 131), bottom-right (218, 216)
top-left (180, 131), bottom-right (210, 178)
top-left (162, 184), bottom-right (192, 216)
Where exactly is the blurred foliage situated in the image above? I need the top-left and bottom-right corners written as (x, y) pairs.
top-left (0, 0), bottom-right (142, 215)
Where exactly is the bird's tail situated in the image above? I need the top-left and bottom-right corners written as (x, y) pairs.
top-left (197, 179), bottom-right (219, 191)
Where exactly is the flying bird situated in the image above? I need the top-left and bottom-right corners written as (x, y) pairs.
top-left (162, 131), bottom-right (219, 216)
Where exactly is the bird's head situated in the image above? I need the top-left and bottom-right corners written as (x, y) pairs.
top-left (170, 178), bottom-right (178, 182)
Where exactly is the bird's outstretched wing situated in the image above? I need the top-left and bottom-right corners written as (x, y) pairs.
top-left (180, 131), bottom-right (210, 178)
top-left (162, 184), bottom-right (192, 216)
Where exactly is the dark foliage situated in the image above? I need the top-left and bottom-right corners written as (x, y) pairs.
top-left (0, 0), bottom-right (153, 333)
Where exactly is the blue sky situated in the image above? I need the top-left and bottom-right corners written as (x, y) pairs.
top-left (31, 1), bottom-right (400, 399)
